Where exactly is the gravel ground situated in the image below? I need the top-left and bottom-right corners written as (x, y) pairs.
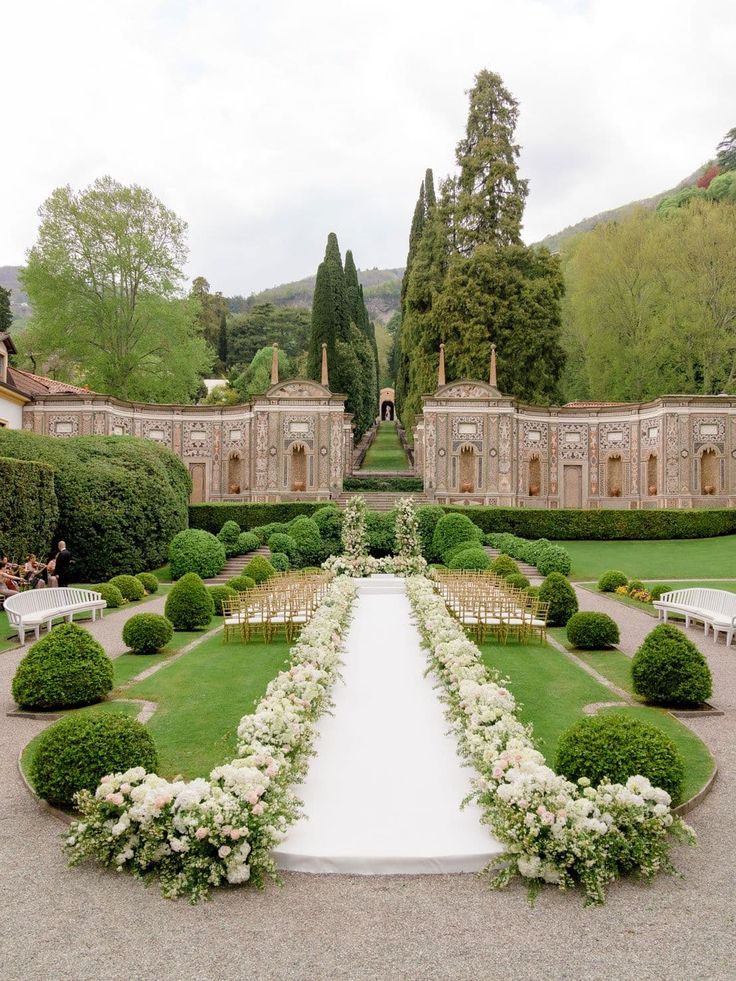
top-left (1, 594), bottom-right (734, 980)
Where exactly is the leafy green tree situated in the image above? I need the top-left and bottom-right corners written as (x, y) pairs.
top-left (0, 285), bottom-right (11, 334)
top-left (716, 126), bottom-right (736, 172)
top-left (452, 70), bottom-right (528, 253)
top-left (20, 176), bottom-right (211, 402)
top-left (190, 276), bottom-right (228, 350)
top-left (217, 310), bottom-right (228, 366)
top-left (233, 346), bottom-right (290, 400)
top-left (227, 303), bottom-right (310, 367)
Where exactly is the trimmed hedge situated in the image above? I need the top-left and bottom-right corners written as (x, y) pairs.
top-left (164, 573), bottom-right (215, 630)
top-left (208, 584), bottom-right (237, 615)
top-left (343, 476), bottom-right (424, 491)
top-left (91, 582), bottom-right (124, 608)
top-left (490, 554), bottom-right (519, 578)
top-left (555, 714), bottom-right (686, 804)
top-left (366, 510), bottom-right (396, 557)
top-left (244, 555), bottom-right (276, 584)
top-left (189, 502), bottom-right (323, 533)
top-left (432, 513), bottom-right (483, 564)
top-left (270, 552), bottom-right (290, 572)
top-left (311, 507), bottom-right (343, 556)
top-left (12, 623), bottom-right (113, 710)
top-left (108, 574), bottom-right (145, 602)
top-left (122, 613), bottom-right (173, 654)
top-left (237, 531), bottom-right (260, 554)
top-left (289, 517), bottom-right (324, 565)
top-left (539, 572), bottom-right (578, 626)
top-left (217, 520), bottom-right (242, 557)
top-left (416, 505), bottom-right (445, 563)
top-left (135, 572), bottom-right (159, 594)
top-left (649, 584), bottom-right (674, 602)
top-left (0, 430), bottom-right (189, 582)
top-left (169, 529), bottom-right (226, 580)
top-left (566, 612), bottom-right (620, 649)
top-left (598, 570), bottom-right (628, 592)
top-left (448, 546), bottom-right (491, 571)
top-left (268, 533), bottom-right (301, 565)
top-left (228, 575), bottom-right (256, 592)
top-left (506, 572), bottom-right (531, 590)
top-left (536, 544), bottom-right (572, 577)
top-left (0, 456), bottom-right (59, 563)
top-left (632, 625), bottom-right (713, 707)
top-left (31, 712), bottom-right (158, 808)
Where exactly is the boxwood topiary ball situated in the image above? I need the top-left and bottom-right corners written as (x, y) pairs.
top-left (538, 572), bottom-right (579, 626)
top-left (555, 713), bottom-right (685, 804)
top-left (31, 711), bottom-right (158, 808)
top-left (12, 623), bottom-right (113, 710)
top-left (267, 533), bottom-right (301, 566)
top-left (135, 572), bottom-right (159, 594)
top-left (566, 612), bottom-right (620, 649)
top-left (270, 552), bottom-right (290, 572)
top-left (208, 584), bottom-right (237, 615)
top-left (164, 572), bottom-right (215, 630)
top-left (237, 531), bottom-right (260, 555)
top-left (490, 554), bottom-right (519, 578)
top-left (632, 624), bottom-right (713, 707)
top-left (649, 584), bottom-right (674, 602)
top-left (432, 513), bottom-right (483, 564)
top-left (505, 572), bottom-right (531, 591)
top-left (289, 517), bottom-right (324, 566)
top-left (91, 582), bottom-right (124, 609)
top-left (598, 570), bottom-right (629, 592)
top-left (448, 546), bottom-right (491, 571)
top-left (108, 574), bottom-right (146, 602)
top-left (244, 555), bottom-right (276, 584)
top-left (227, 575), bottom-right (256, 592)
top-left (168, 529), bottom-right (226, 580)
top-left (217, 520), bottom-right (242, 557)
top-left (122, 613), bottom-right (174, 654)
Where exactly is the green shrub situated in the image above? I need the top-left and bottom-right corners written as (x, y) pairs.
top-left (168, 529), bottom-right (226, 580)
top-left (598, 570), bottom-right (629, 592)
top-left (539, 572), bottom-right (578, 626)
top-left (555, 714), bottom-right (686, 804)
top-left (505, 572), bottom-right (531, 590)
top-left (208, 584), bottom-right (237, 615)
top-left (416, 505), bottom-right (445, 562)
top-left (566, 612), bottom-right (620, 649)
top-left (12, 623), bottom-right (113, 710)
top-left (135, 572), bottom-right (159, 594)
top-left (270, 552), bottom-right (290, 572)
top-left (432, 513), bottom-right (483, 563)
top-left (108, 574), bottom-right (146, 602)
top-left (536, 544), bottom-right (572, 576)
top-left (524, 538), bottom-right (552, 564)
top-left (311, 506), bottom-right (343, 556)
top-left (526, 585), bottom-right (540, 599)
top-left (649, 584), bottom-right (674, 602)
top-left (0, 457), bottom-right (59, 563)
top-left (627, 579), bottom-right (645, 595)
top-left (448, 546), bottom-right (491, 571)
top-left (343, 476), bottom-right (424, 491)
top-left (217, 520), bottom-right (242, 557)
top-left (237, 531), bottom-right (260, 554)
top-left (252, 522), bottom-right (290, 545)
top-left (366, 511), bottom-right (396, 557)
top-left (244, 555), bottom-right (276, 584)
top-left (31, 712), bottom-right (158, 808)
top-left (632, 625), bottom-right (713, 707)
top-left (122, 613), bottom-right (173, 654)
top-left (0, 430), bottom-right (189, 582)
top-left (228, 575), bottom-right (256, 592)
top-left (164, 573), bottom-right (215, 630)
top-left (268, 533), bottom-right (301, 566)
top-left (91, 582), bottom-right (124, 609)
top-left (490, 554), bottom-right (519, 578)
top-left (289, 516), bottom-right (324, 565)
top-left (189, 502), bottom-right (322, 534)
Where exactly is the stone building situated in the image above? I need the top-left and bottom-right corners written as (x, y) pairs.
top-left (414, 345), bottom-right (736, 509)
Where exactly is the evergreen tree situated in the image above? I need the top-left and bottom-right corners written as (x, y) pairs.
top-left (717, 126), bottom-right (736, 172)
top-left (217, 311), bottom-right (228, 367)
top-left (0, 286), bottom-right (11, 334)
top-left (308, 260), bottom-right (336, 379)
top-left (453, 70), bottom-right (528, 253)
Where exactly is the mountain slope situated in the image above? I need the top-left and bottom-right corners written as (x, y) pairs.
top-left (0, 266), bottom-right (30, 319)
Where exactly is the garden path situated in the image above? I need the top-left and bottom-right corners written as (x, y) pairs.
top-left (274, 575), bottom-right (502, 873)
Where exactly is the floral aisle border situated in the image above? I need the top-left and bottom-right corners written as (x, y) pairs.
top-left (65, 577), bottom-right (357, 902)
top-left (405, 576), bottom-right (695, 906)
top-left (324, 496), bottom-right (427, 577)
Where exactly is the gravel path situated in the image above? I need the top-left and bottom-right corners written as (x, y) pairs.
top-left (1, 593), bottom-right (735, 980)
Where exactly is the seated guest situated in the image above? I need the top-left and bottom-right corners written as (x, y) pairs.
top-left (23, 555), bottom-right (39, 581)
top-left (0, 562), bottom-right (20, 597)
top-left (45, 557), bottom-right (58, 589)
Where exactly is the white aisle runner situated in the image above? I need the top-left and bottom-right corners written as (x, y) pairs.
top-left (273, 576), bottom-right (504, 874)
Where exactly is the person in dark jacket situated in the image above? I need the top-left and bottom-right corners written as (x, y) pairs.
top-left (54, 541), bottom-right (72, 587)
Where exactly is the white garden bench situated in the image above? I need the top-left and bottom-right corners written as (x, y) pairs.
top-left (653, 587), bottom-right (736, 646)
top-left (4, 587), bottom-right (107, 644)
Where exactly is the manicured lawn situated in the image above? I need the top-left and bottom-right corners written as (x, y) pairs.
top-left (580, 580), bottom-right (736, 618)
top-left (561, 536), bottom-right (736, 581)
top-left (478, 637), bottom-right (713, 802)
top-left (571, 648), bottom-right (635, 694)
top-left (124, 630), bottom-right (291, 778)
top-left (0, 610), bottom-right (19, 652)
top-left (112, 614), bottom-right (221, 687)
top-left (361, 422), bottom-right (410, 471)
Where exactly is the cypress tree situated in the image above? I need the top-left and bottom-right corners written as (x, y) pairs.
top-left (324, 232), bottom-right (350, 342)
top-left (308, 260), bottom-right (336, 380)
top-left (217, 311), bottom-right (228, 367)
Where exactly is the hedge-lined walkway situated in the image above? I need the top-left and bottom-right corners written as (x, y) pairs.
top-left (1, 589), bottom-right (736, 977)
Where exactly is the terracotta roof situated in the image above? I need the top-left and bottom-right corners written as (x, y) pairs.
top-left (564, 400), bottom-right (629, 408)
top-left (7, 366), bottom-right (95, 397)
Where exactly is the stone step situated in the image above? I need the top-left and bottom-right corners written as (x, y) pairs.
top-left (483, 546), bottom-right (538, 577)
top-left (208, 547), bottom-right (270, 583)
top-left (336, 492), bottom-right (428, 512)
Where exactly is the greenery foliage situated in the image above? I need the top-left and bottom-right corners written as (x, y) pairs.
top-left (267, 533), bottom-right (301, 566)
top-left (0, 457), bottom-right (59, 562)
top-left (122, 613), bottom-right (174, 654)
top-left (91, 582), bottom-right (124, 608)
top-left (448, 546), bottom-right (491, 570)
top-left (217, 520), bottom-right (242, 557)
top-left (566, 612), bottom-right (620, 649)
top-left (227, 575), bottom-right (255, 592)
top-left (164, 573), bottom-right (215, 630)
top-left (311, 506), bottom-right (343, 556)
top-left (207, 584), bottom-right (237, 615)
top-left (535, 544), bottom-right (572, 576)
top-left (598, 570), bottom-right (629, 592)
top-left (649, 584), bottom-right (674, 601)
top-left (270, 552), bottom-right (290, 572)
top-left (432, 512), bottom-right (483, 563)
top-left (168, 529), bottom-right (226, 580)
top-left (416, 505), bottom-right (445, 562)
top-left (490, 554), bottom-right (519, 578)
top-left (632, 625), bottom-right (713, 707)
top-left (135, 572), bottom-right (159, 594)
top-left (344, 477), bottom-right (423, 491)
top-left (237, 532), bottom-right (260, 554)
top-left (0, 430), bottom-right (190, 581)
top-left (555, 714), bottom-right (686, 804)
top-left (12, 623), bottom-right (113, 710)
top-left (108, 574), bottom-right (145, 602)
top-left (539, 573), bottom-right (578, 626)
top-left (31, 712), bottom-right (158, 808)
top-left (188, 502), bottom-right (323, 533)
top-left (505, 572), bottom-right (530, 590)
top-left (244, 555), bottom-right (276, 584)
top-left (289, 517), bottom-right (324, 566)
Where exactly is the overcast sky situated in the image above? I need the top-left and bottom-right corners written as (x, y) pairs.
top-left (2, 0), bottom-right (734, 297)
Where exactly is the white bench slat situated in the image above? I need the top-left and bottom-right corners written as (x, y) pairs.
top-left (5, 587), bottom-right (107, 644)
top-left (653, 588), bottom-right (736, 645)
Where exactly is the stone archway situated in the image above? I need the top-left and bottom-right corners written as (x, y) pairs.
top-left (381, 399), bottom-right (395, 421)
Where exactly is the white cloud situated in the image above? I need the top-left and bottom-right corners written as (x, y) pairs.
top-left (1, 0), bottom-right (734, 295)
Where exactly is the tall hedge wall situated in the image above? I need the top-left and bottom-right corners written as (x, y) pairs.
top-left (0, 456), bottom-right (60, 561)
top-left (0, 431), bottom-right (190, 581)
top-left (190, 501), bottom-right (736, 542)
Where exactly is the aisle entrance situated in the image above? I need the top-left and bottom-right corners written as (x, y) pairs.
top-left (273, 576), bottom-right (502, 873)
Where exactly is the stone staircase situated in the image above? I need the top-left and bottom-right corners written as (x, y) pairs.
top-left (483, 546), bottom-right (539, 578)
top-left (336, 491), bottom-right (429, 512)
top-left (208, 547), bottom-right (270, 583)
